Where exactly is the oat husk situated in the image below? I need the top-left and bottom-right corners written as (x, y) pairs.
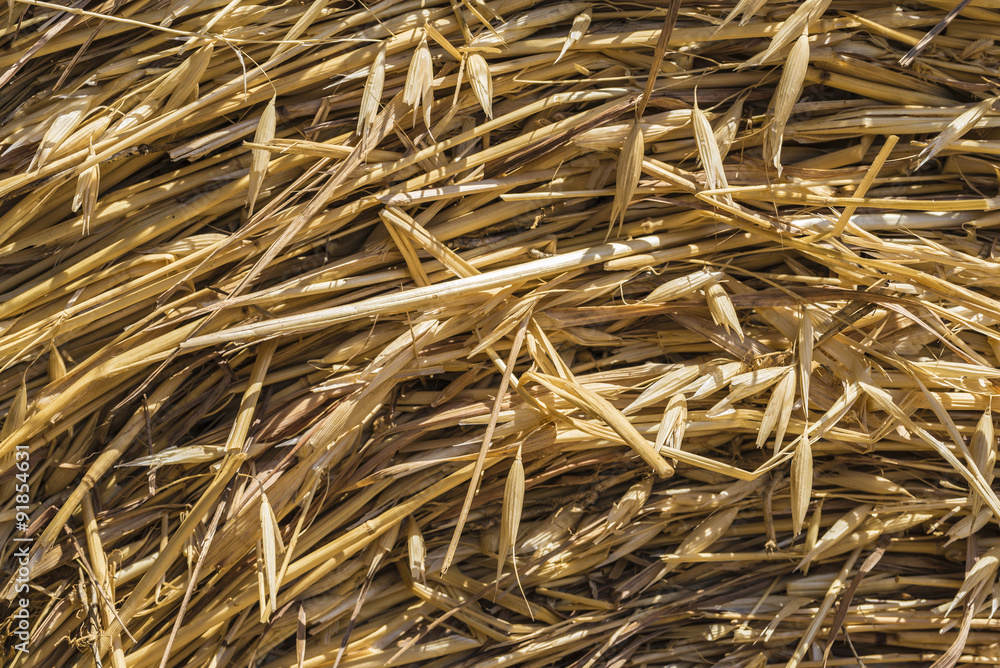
top-left (3, 1), bottom-right (1000, 667)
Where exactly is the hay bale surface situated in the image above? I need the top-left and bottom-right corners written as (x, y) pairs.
top-left (2, 1), bottom-right (1000, 666)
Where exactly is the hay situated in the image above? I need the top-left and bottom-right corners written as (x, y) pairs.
top-left (2, 0), bottom-right (1000, 666)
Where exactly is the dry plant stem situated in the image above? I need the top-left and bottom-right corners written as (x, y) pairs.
top-left (821, 134), bottom-right (899, 241)
top-left (178, 233), bottom-right (679, 350)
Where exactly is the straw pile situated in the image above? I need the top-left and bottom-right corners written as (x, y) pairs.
top-left (4, 0), bottom-right (1000, 665)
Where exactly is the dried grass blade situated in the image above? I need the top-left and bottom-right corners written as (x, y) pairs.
top-left (644, 269), bottom-right (724, 303)
top-left (912, 97), bottom-right (996, 172)
top-left (358, 45), bottom-right (386, 140)
top-left (821, 537), bottom-right (890, 665)
top-left (28, 96), bottom-right (90, 171)
top-left (826, 471), bottom-right (912, 498)
top-left (626, 365), bottom-right (702, 414)
top-left (970, 408), bottom-right (996, 519)
top-left (256, 543), bottom-right (267, 623)
top-left (862, 381), bottom-right (1000, 522)
top-left (945, 510), bottom-right (991, 546)
top-left (495, 449), bottom-right (525, 590)
top-left (797, 503), bottom-right (874, 570)
top-left (260, 491), bottom-right (279, 614)
top-left (423, 20), bottom-right (462, 61)
top-left (706, 280), bottom-right (744, 341)
top-left (0, 379), bottom-right (27, 441)
top-left (899, 0), bottom-right (974, 67)
top-left (639, 0), bottom-right (680, 115)
top-left (270, 0), bottom-right (327, 59)
top-left (944, 546), bottom-right (1000, 615)
top-left (713, 94), bottom-right (745, 159)
top-left (404, 36), bottom-right (434, 128)
top-left (225, 340), bottom-right (278, 453)
top-left (466, 53), bottom-right (493, 120)
top-left (72, 149), bottom-right (99, 236)
top-left (47, 343), bottom-right (66, 382)
top-left (655, 394), bottom-right (686, 452)
top-left (790, 441), bottom-right (812, 536)
top-left (692, 101), bottom-right (733, 206)
top-left (555, 8), bottom-right (591, 64)
top-left (381, 210), bottom-right (431, 287)
top-left (743, 0), bottom-right (831, 69)
top-left (785, 547), bottom-right (862, 668)
top-left (407, 517), bottom-right (426, 585)
top-left (707, 366), bottom-right (789, 419)
top-left (609, 121), bottom-right (644, 235)
top-left (717, 0), bottom-right (769, 30)
top-left (764, 31), bottom-right (809, 175)
top-left (621, 506), bottom-right (740, 597)
top-left (165, 43), bottom-right (213, 112)
top-left (468, 3), bottom-right (587, 49)
top-left (246, 96), bottom-right (276, 217)
top-left (798, 306), bottom-right (813, 416)
top-left (333, 520), bottom-right (401, 668)
top-left (604, 476), bottom-right (652, 537)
